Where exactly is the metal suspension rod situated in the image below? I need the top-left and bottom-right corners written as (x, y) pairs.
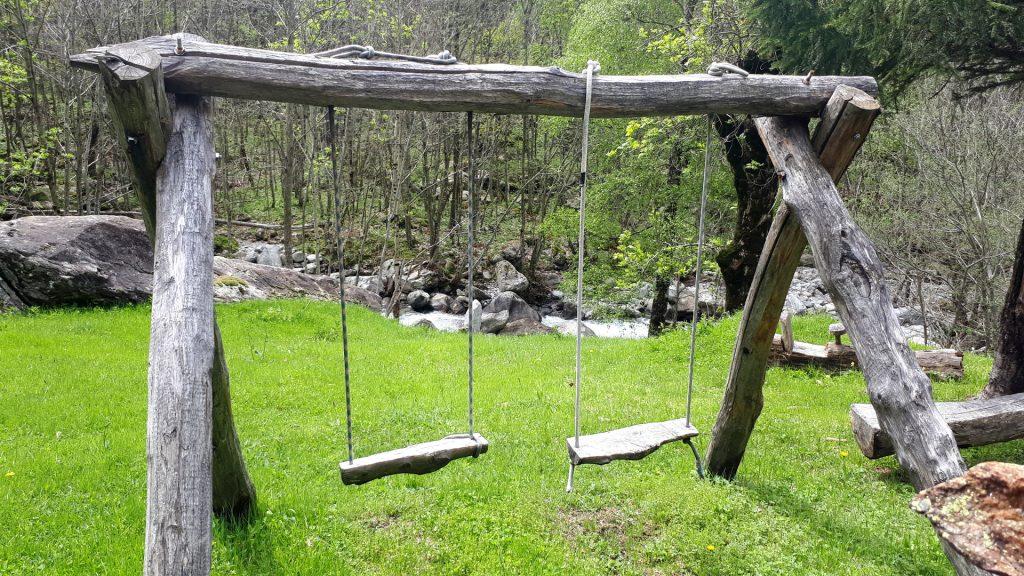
top-left (466, 111), bottom-right (476, 439)
top-left (329, 106), bottom-right (355, 465)
top-left (686, 115), bottom-right (713, 426)
top-left (574, 61), bottom-right (598, 449)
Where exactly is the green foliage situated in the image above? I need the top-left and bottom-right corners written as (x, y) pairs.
top-left (750, 0), bottom-right (1024, 98)
top-left (1, 301), bottom-right (1016, 574)
top-left (214, 234), bottom-right (240, 255)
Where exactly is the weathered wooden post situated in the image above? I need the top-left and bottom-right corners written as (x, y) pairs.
top-left (706, 85), bottom-right (880, 478)
top-left (96, 37), bottom-right (256, 520)
top-left (145, 92), bottom-right (215, 575)
top-left (755, 115), bottom-right (989, 576)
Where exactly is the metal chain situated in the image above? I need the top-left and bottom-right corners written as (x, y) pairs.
top-left (328, 106), bottom-right (355, 464)
top-left (466, 112), bottom-right (476, 441)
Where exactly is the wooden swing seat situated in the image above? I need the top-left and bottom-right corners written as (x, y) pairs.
top-left (340, 433), bottom-right (489, 485)
top-left (566, 418), bottom-right (698, 466)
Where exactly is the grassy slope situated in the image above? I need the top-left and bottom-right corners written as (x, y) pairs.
top-left (1, 301), bottom-right (1021, 575)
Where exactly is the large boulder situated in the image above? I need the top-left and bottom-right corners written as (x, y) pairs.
top-left (499, 318), bottom-right (554, 336)
top-left (430, 293), bottom-right (454, 312)
top-left (0, 215), bottom-right (382, 309)
top-left (479, 309), bottom-right (509, 334)
top-left (494, 260), bottom-right (529, 293)
top-left (407, 289), bottom-right (432, 312)
top-left (254, 243), bottom-right (285, 267)
top-left (0, 215), bottom-right (153, 307)
top-left (483, 290), bottom-right (541, 323)
top-left (211, 258), bottom-right (381, 308)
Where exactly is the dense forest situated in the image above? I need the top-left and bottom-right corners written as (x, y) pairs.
top-left (2, 0), bottom-right (1022, 350)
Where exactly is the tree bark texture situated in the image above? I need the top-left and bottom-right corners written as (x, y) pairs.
top-left (70, 36), bottom-right (878, 118)
top-left (982, 216), bottom-right (1024, 398)
top-left (145, 93), bottom-right (215, 576)
top-left (97, 36), bottom-right (256, 520)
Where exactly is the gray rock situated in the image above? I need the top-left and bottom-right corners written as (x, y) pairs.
top-left (0, 215), bottom-right (153, 307)
top-left (494, 260), bottom-right (529, 293)
top-left (291, 250), bottom-right (306, 264)
top-left (235, 243), bottom-right (260, 263)
top-left (483, 291), bottom-right (541, 323)
top-left (306, 253), bottom-right (318, 263)
top-left (499, 318), bottom-right (554, 336)
top-left (412, 318), bottom-right (437, 330)
top-left (212, 257), bottom-right (382, 308)
top-left (479, 310), bottom-right (509, 334)
top-left (451, 295), bottom-right (470, 315)
top-left (784, 293), bottom-right (807, 314)
top-left (895, 306), bottom-right (925, 326)
top-left (255, 243), bottom-right (284, 267)
top-left (554, 321), bottom-right (596, 337)
top-left (467, 299), bottom-right (483, 332)
top-left (430, 293), bottom-right (453, 312)
top-left (407, 289), bottom-right (432, 312)
top-left (0, 215), bottom-right (385, 309)
top-left (304, 263), bottom-right (318, 274)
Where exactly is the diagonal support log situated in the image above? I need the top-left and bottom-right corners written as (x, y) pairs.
top-left (755, 115), bottom-right (988, 576)
top-left (706, 85), bottom-right (880, 479)
top-left (96, 36), bottom-right (255, 520)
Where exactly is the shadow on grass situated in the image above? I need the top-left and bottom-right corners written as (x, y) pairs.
top-left (214, 512), bottom-right (285, 573)
top-left (738, 477), bottom-right (944, 576)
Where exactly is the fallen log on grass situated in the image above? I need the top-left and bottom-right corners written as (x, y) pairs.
top-left (851, 393), bottom-right (1024, 459)
top-left (769, 336), bottom-right (963, 378)
top-left (769, 316), bottom-right (963, 379)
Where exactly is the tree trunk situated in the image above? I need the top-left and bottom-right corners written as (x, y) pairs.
top-left (981, 216), bottom-right (1024, 398)
top-left (649, 275), bottom-right (672, 337)
top-left (707, 84), bottom-right (880, 480)
top-left (97, 38), bottom-right (256, 521)
top-left (70, 36), bottom-right (879, 118)
top-left (756, 116), bottom-right (987, 576)
top-left (713, 112), bottom-right (779, 312)
top-left (145, 93), bottom-right (215, 576)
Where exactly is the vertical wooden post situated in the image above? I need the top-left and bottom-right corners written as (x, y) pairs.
top-left (756, 116), bottom-right (988, 576)
top-left (97, 36), bottom-right (256, 520)
top-left (145, 93), bottom-right (215, 575)
top-left (706, 85), bottom-right (880, 478)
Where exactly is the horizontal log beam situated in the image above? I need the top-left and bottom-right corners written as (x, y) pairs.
top-left (70, 36), bottom-right (878, 118)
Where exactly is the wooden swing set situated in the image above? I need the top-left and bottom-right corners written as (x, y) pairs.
top-left (70, 32), bottom-right (1001, 576)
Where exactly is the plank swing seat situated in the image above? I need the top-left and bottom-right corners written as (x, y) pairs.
top-left (566, 418), bottom-right (698, 466)
top-left (340, 433), bottom-right (489, 485)
top-left (326, 105), bottom-right (490, 487)
top-left (564, 61), bottom-right (717, 491)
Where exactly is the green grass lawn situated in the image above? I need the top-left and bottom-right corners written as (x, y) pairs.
top-left (1, 301), bottom-right (1021, 575)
